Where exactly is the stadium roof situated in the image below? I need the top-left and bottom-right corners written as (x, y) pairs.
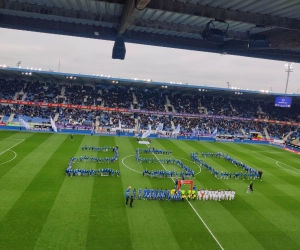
top-left (0, 0), bottom-right (300, 62)
top-left (1, 66), bottom-right (300, 103)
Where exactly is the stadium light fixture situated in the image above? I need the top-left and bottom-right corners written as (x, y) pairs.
top-left (201, 20), bottom-right (229, 45)
top-left (247, 26), bottom-right (271, 48)
top-left (285, 62), bottom-right (293, 94)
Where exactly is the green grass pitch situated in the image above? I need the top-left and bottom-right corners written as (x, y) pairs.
top-left (0, 130), bottom-right (300, 250)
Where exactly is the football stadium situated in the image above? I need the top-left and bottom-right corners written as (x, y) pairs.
top-left (1, 1), bottom-right (300, 250)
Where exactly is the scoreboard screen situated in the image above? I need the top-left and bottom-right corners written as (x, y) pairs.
top-left (275, 97), bottom-right (292, 108)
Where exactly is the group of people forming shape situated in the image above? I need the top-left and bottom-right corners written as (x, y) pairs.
top-left (191, 152), bottom-right (262, 180)
top-left (65, 145), bottom-right (120, 177)
top-left (136, 148), bottom-right (195, 178)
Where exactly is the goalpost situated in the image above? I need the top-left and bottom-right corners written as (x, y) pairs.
top-left (177, 179), bottom-right (194, 191)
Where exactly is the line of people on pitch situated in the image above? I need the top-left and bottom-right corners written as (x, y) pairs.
top-left (196, 189), bottom-right (236, 201)
top-left (82, 145), bottom-right (116, 151)
top-left (125, 187), bottom-right (197, 201)
top-left (136, 148), bottom-right (172, 155)
top-left (142, 169), bottom-right (178, 178)
top-left (66, 167), bottom-right (120, 177)
top-left (70, 156), bottom-right (117, 163)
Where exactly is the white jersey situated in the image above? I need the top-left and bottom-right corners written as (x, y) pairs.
top-left (231, 191), bottom-right (236, 200)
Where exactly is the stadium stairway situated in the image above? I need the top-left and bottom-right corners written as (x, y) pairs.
top-left (171, 120), bottom-right (175, 130)
top-left (283, 131), bottom-right (294, 141)
top-left (135, 118), bottom-right (139, 130)
top-left (21, 93), bottom-right (27, 101)
top-left (229, 101), bottom-right (234, 111)
top-left (240, 128), bottom-right (246, 136)
top-left (95, 116), bottom-right (100, 130)
top-left (13, 92), bottom-right (19, 100)
top-left (263, 127), bottom-right (270, 140)
top-left (291, 138), bottom-right (300, 145)
top-left (61, 86), bottom-right (65, 95)
top-left (7, 113), bottom-right (15, 123)
top-left (54, 113), bottom-right (59, 122)
top-left (166, 95), bottom-right (175, 112)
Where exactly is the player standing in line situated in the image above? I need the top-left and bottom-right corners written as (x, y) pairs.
top-left (125, 186), bottom-right (131, 205)
top-left (225, 189), bottom-right (229, 200)
top-left (231, 190), bottom-right (236, 200)
top-left (197, 189), bottom-right (201, 200)
top-left (138, 188), bottom-right (142, 200)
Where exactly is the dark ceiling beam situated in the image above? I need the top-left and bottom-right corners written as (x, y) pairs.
top-left (0, 13), bottom-right (300, 62)
top-left (118, 0), bottom-right (151, 35)
top-left (0, 0), bottom-right (120, 24)
top-left (146, 0), bottom-right (300, 31)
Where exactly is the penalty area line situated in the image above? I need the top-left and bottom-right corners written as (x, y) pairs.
top-left (143, 139), bottom-right (224, 250)
top-left (253, 151), bottom-right (300, 175)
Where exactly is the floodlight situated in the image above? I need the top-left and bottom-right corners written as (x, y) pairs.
top-left (247, 26), bottom-right (271, 48)
top-left (201, 20), bottom-right (229, 44)
top-left (248, 34), bottom-right (270, 48)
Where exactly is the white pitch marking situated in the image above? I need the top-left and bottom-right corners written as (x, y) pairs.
top-left (276, 161), bottom-right (300, 176)
top-left (144, 140), bottom-right (224, 250)
top-left (0, 138), bottom-right (25, 141)
top-left (175, 156), bottom-right (202, 175)
top-left (253, 151), bottom-right (300, 176)
top-left (0, 150), bottom-right (17, 166)
top-left (0, 139), bottom-right (25, 156)
top-left (122, 155), bottom-right (142, 174)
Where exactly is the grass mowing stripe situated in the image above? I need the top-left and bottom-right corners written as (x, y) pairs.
top-left (155, 139), bottom-right (266, 250)
top-left (117, 137), bottom-right (182, 250)
top-left (34, 135), bottom-right (97, 250)
top-left (85, 136), bottom-right (133, 250)
top-left (0, 134), bottom-right (80, 250)
top-left (0, 133), bottom-right (61, 221)
top-left (203, 142), bottom-right (300, 247)
top-left (145, 139), bottom-right (227, 250)
top-left (0, 133), bottom-right (45, 178)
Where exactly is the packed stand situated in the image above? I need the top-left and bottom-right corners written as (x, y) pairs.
top-left (134, 90), bottom-right (166, 111)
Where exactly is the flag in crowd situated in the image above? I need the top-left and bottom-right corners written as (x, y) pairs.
top-left (172, 124), bottom-right (180, 135)
top-left (210, 128), bottom-right (218, 138)
top-left (142, 125), bottom-right (151, 138)
top-left (118, 119), bottom-right (122, 130)
top-left (50, 116), bottom-right (58, 132)
top-left (191, 126), bottom-right (199, 136)
top-left (155, 123), bottom-right (164, 133)
top-left (19, 117), bottom-right (31, 130)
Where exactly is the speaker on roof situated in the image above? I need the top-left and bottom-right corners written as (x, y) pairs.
top-left (112, 36), bottom-right (126, 60)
